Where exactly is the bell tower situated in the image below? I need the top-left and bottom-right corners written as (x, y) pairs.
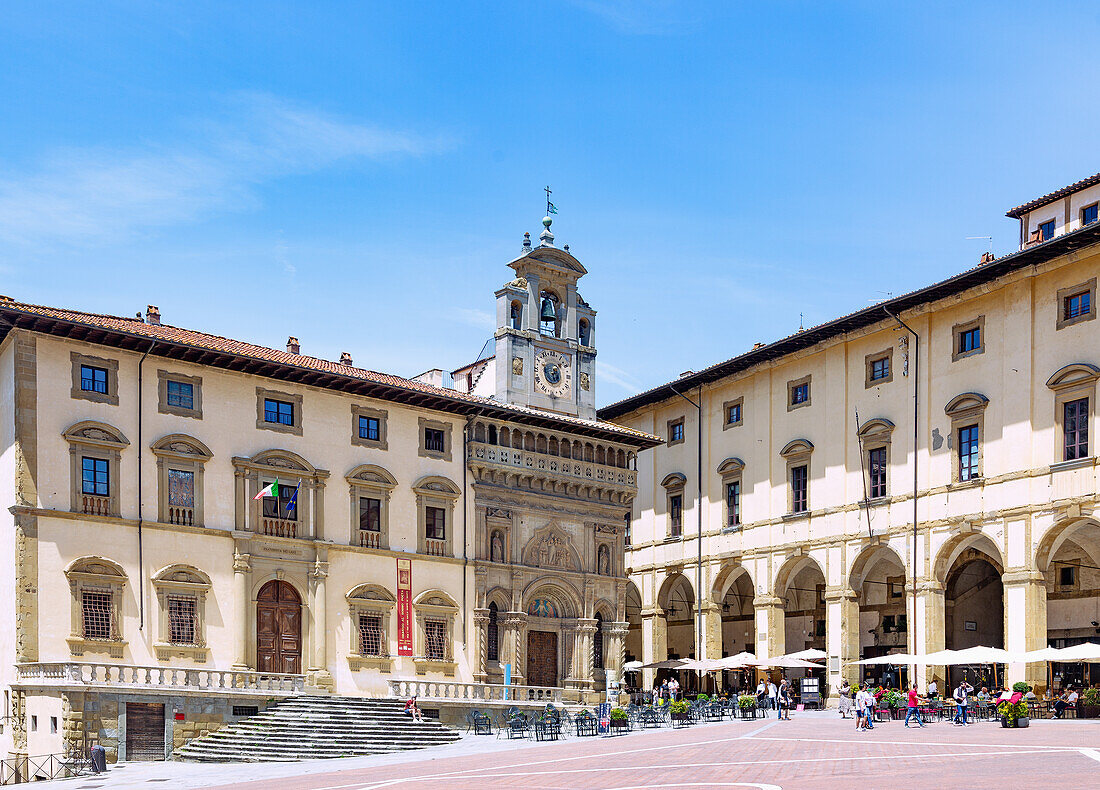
top-left (494, 216), bottom-right (596, 419)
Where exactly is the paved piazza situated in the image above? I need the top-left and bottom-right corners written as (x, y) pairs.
top-left (34, 713), bottom-right (1100, 790)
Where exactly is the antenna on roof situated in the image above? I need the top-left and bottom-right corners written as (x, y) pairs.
top-left (798, 312), bottom-right (804, 332)
top-left (966, 236), bottom-right (993, 255)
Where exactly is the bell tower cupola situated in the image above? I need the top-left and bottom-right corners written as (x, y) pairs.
top-left (493, 215), bottom-right (597, 419)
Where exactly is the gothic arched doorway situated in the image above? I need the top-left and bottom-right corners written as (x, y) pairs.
top-left (257, 580), bottom-right (302, 673)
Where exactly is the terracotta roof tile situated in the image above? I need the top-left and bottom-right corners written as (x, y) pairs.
top-left (1006, 172), bottom-right (1100, 218)
top-left (0, 298), bottom-right (659, 445)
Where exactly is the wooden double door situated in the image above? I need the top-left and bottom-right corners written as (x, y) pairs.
top-left (257, 580), bottom-right (302, 673)
top-left (526, 630), bottom-right (558, 688)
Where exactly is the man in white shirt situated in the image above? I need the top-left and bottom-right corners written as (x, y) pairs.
top-left (1053, 687), bottom-right (1078, 718)
top-left (767, 680), bottom-right (778, 710)
top-left (856, 684), bottom-right (875, 730)
top-left (928, 679), bottom-right (938, 698)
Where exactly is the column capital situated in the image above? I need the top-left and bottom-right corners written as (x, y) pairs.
top-left (232, 551), bottom-right (251, 574)
top-left (1001, 568), bottom-right (1045, 585)
top-left (472, 608), bottom-right (490, 624)
top-left (605, 622), bottom-right (630, 637)
top-left (753, 594), bottom-right (784, 609)
top-left (823, 586), bottom-right (858, 603)
top-left (916, 578), bottom-right (944, 594)
top-left (641, 607), bottom-right (664, 619)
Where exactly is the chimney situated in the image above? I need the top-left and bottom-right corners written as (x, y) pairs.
top-left (339, 352), bottom-right (353, 366)
top-left (979, 251), bottom-right (996, 265)
top-left (753, 342), bottom-right (765, 350)
top-left (145, 305), bottom-right (161, 325)
top-left (679, 370), bottom-right (694, 378)
top-left (286, 336), bottom-right (300, 355)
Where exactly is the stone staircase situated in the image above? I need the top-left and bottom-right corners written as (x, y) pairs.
top-left (175, 696), bottom-right (461, 762)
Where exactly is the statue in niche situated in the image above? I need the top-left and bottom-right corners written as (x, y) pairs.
top-left (597, 545), bottom-right (611, 576)
top-left (490, 531), bottom-right (505, 563)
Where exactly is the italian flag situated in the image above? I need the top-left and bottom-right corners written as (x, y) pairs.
top-left (253, 481), bottom-right (279, 500)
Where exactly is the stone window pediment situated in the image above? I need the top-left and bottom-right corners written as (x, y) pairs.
top-left (944, 392), bottom-right (989, 419)
top-left (64, 421), bottom-right (128, 518)
top-left (151, 564), bottom-right (211, 661)
top-left (857, 418), bottom-right (896, 441)
top-left (65, 557), bottom-right (127, 658)
top-left (660, 472), bottom-right (687, 490)
top-left (779, 439), bottom-right (814, 459)
top-left (1046, 363), bottom-right (1100, 391)
top-left (716, 457), bottom-right (745, 479)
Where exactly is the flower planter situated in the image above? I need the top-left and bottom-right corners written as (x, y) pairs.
top-left (670, 711), bottom-right (692, 728)
top-left (1080, 705), bottom-right (1100, 719)
top-left (1000, 715), bottom-right (1029, 728)
top-left (609, 718), bottom-right (630, 735)
top-left (738, 707), bottom-right (757, 720)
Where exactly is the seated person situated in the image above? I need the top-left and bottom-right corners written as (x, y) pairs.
top-left (976, 687), bottom-right (990, 703)
top-left (1052, 687), bottom-right (1078, 718)
top-left (404, 695), bottom-right (424, 722)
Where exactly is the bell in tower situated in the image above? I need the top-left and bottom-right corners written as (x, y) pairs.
top-left (492, 215), bottom-right (597, 420)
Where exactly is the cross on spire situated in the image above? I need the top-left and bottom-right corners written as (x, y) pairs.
top-left (545, 186), bottom-right (558, 216)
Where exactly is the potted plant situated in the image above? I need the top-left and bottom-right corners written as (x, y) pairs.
top-left (695, 693), bottom-right (710, 703)
top-left (1012, 682), bottom-right (1031, 694)
top-left (997, 699), bottom-right (1029, 728)
top-left (883, 690), bottom-right (905, 720)
top-left (669, 698), bottom-right (692, 726)
top-left (609, 706), bottom-right (630, 733)
top-left (738, 694), bottom-right (757, 720)
top-left (1080, 688), bottom-right (1100, 719)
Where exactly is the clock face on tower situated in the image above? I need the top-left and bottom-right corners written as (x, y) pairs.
top-left (534, 350), bottom-right (572, 399)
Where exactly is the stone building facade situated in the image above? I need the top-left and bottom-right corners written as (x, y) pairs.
top-left (0, 218), bottom-right (657, 764)
top-left (601, 174), bottom-right (1100, 699)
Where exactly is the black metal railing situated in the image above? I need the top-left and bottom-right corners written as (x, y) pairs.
top-left (1, 751), bottom-right (92, 785)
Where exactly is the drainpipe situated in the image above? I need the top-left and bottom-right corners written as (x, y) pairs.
top-left (883, 307), bottom-right (919, 685)
top-left (669, 384), bottom-right (703, 663)
top-left (137, 340), bottom-right (156, 630)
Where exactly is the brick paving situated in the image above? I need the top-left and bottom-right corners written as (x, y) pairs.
top-left (202, 714), bottom-right (1100, 790)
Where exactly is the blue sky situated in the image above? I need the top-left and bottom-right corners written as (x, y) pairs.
top-left (2, 2), bottom-right (1098, 406)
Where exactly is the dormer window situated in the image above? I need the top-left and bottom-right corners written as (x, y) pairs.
top-left (1083, 203), bottom-right (1098, 226)
top-left (1039, 219), bottom-right (1056, 241)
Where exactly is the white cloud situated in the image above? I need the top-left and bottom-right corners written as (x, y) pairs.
top-left (452, 308), bottom-right (496, 331)
top-left (598, 360), bottom-right (645, 395)
top-left (0, 93), bottom-right (448, 246)
top-left (566, 0), bottom-right (691, 35)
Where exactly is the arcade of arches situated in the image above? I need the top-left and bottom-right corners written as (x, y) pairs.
top-left (629, 518), bottom-right (1100, 696)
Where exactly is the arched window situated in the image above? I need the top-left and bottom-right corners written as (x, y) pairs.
top-left (593, 612), bottom-right (604, 669)
top-left (487, 602), bottom-right (499, 662)
top-left (488, 424), bottom-right (498, 445)
top-left (539, 291), bottom-right (560, 337)
top-left (579, 318), bottom-right (590, 346)
top-left (510, 300), bottom-right (523, 330)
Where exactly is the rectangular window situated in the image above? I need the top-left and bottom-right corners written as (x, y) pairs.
top-left (791, 383), bottom-right (809, 406)
top-left (262, 485), bottom-right (298, 520)
top-left (1064, 397), bottom-right (1089, 460)
top-left (727, 403), bottom-right (741, 424)
top-left (1084, 203), bottom-right (1099, 226)
top-left (263, 398), bottom-right (295, 426)
top-left (888, 576), bottom-right (904, 599)
top-left (958, 424), bottom-right (980, 481)
top-left (30, 716), bottom-right (37, 733)
top-left (424, 428), bottom-right (445, 453)
top-left (425, 506), bottom-right (446, 540)
top-left (358, 614), bottom-right (384, 656)
top-left (869, 356), bottom-right (890, 382)
top-left (624, 513), bottom-right (632, 547)
top-left (359, 497), bottom-right (381, 532)
top-left (1059, 565), bottom-right (1077, 587)
top-left (958, 326), bottom-right (981, 355)
top-left (726, 481), bottom-right (740, 528)
top-left (1039, 219), bottom-right (1056, 240)
top-left (167, 469), bottom-right (195, 508)
top-left (80, 364), bottom-right (109, 394)
top-left (358, 415), bottom-right (380, 442)
top-left (82, 590), bottom-right (113, 640)
top-left (81, 457), bottom-right (110, 496)
top-left (669, 494), bottom-right (683, 536)
top-left (868, 447), bottom-right (887, 498)
top-left (167, 594), bottom-right (197, 644)
top-left (791, 465), bottom-right (808, 513)
top-left (424, 619), bottom-right (448, 661)
top-left (1064, 290), bottom-right (1092, 321)
top-left (669, 421), bottom-right (684, 443)
top-left (166, 379), bottom-right (194, 410)
top-left (51, 716), bottom-right (57, 735)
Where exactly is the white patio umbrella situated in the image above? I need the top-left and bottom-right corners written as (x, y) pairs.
top-left (717, 652), bottom-right (758, 669)
top-left (1050, 641), bottom-right (1100, 662)
top-left (850, 653), bottom-right (916, 665)
top-left (623, 660), bottom-right (645, 672)
top-left (786, 648), bottom-right (828, 661)
top-left (753, 656), bottom-right (825, 669)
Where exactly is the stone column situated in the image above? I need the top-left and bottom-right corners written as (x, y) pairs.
top-left (640, 607), bottom-right (667, 690)
top-left (606, 622), bottom-right (629, 684)
top-left (307, 559), bottom-right (334, 690)
top-left (700, 601), bottom-right (724, 660)
top-left (503, 612), bottom-right (527, 684)
top-left (916, 578), bottom-right (945, 690)
top-left (575, 619), bottom-right (598, 689)
top-left (231, 550), bottom-right (251, 671)
top-left (753, 595), bottom-right (785, 659)
top-left (472, 607), bottom-right (490, 684)
top-left (1002, 569), bottom-right (1048, 692)
top-left (825, 587), bottom-right (860, 699)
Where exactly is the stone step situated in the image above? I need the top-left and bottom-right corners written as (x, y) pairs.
top-left (176, 694), bottom-right (460, 763)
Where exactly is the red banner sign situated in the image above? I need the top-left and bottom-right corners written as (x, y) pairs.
top-left (396, 558), bottom-right (413, 657)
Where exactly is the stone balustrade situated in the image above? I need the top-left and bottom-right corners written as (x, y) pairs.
top-left (468, 444), bottom-right (636, 488)
top-left (389, 678), bottom-right (563, 703)
top-left (15, 662), bottom-right (304, 696)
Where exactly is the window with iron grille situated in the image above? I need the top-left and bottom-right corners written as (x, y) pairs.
top-left (1064, 290), bottom-right (1092, 321)
top-left (1064, 398), bottom-right (1089, 460)
top-left (166, 379), bottom-right (194, 410)
top-left (425, 506), bottom-right (446, 540)
top-left (726, 481), bottom-right (740, 527)
top-left (593, 614), bottom-right (604, 669)
top-left (358, 614), bottom-right (384, 656)
top-left (82, 590), bottom-right (113, 641)
top-left (791, 465), bottom-right (808, 513)
top-left (359, 497), bottom-right (381, 531)
top-left (167, 594), bottom-right (197, 644)
top-left (167, 469), bottom-right (194, 508)
top-left (424, 619), bottom-right (448, 661)
top-left (358, 415), bottom-right (380, 442)
top-left (232, 706), bottom-right (259, 717)
top-left (958, 424), bottom-right (979, 481)
top-left (669, 494), bottom-right (683, 537)
top-left (424, 428), bottom-right (445, 452)
top-left (80, 365), bottom-right (108, 394)
top-left (487, 603), bottom-right (499, 662)
top-left (868, 447), bottom-right (887, 498)
top-left (263, 398), bottom-right (295, 426)
top-left (81, 457), bottom-right (109, 496)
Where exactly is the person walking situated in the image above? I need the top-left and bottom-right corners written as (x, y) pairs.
top-left (767, 679), bottom-right (778, 711)
top-left (856, 684), bottom-right (875, 731)
top-left (904, 685), bottom-right (925, 728)
top-left (838, 679), bottom-right (853, 719)
top-left (778, 679), bottom-right (792, 720)
top-left (953, 682), bottom-right (970, 726)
